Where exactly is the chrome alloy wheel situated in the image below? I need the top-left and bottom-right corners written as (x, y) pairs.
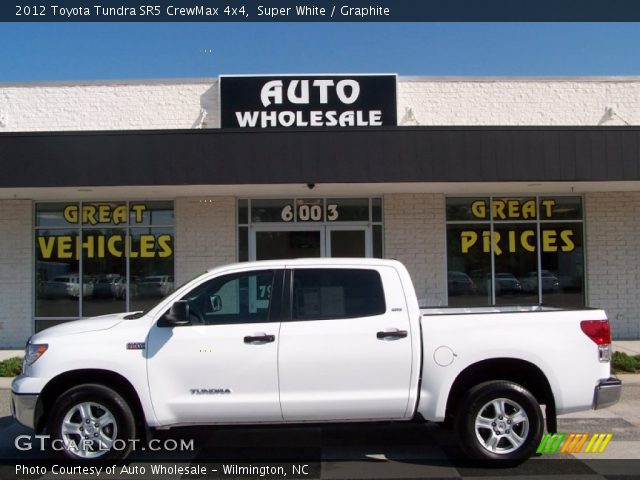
top-left (474, 397), bottom-right (530, 455)
top-left (60, 402), bottom-right (118, 459)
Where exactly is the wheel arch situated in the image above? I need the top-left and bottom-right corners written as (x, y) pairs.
top-left (445, 358), bottom-right (555, 426)
top-left (37, 369), bottom-right (146, 435)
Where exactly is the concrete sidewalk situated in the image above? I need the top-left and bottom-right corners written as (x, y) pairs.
top-left (614, 340), bottom-right (640, 355)
top-left (0, 350), bottom-right (22, 362)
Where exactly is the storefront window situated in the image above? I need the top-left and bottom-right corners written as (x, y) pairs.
top-left (446, 196), bottom-right (585, 307)
top-left (34, 201), bottom-right (174, 328)
top-left (540, 223), bottom-right (585, 307)
top-left (251, 199), bottom-right (294, 223)
top-left (492, 224), bottom-right (538, 305)
top-left (82, 227), bottom-right (127, 317)
top-left (35, 229), bottom-right (80, 317)
top-left (446, 224), bottom-right (491, 306)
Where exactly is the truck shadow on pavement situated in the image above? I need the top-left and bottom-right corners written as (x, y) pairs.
top-left (1, 417), bottom-right (638, 478)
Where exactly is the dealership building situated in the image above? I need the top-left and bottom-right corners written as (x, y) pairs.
top-left (1, 75), bottom-right (639, 348)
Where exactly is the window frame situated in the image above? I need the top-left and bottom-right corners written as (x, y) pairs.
top-left (165, 269), bottom-right (284, 326)
top-left (34, 200), bottom-right (175, 330)
top-left (444, 194), bottom-right (586, 307)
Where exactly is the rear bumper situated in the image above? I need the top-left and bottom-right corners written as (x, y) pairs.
top-left (593, 377), bottom-right (622, 410)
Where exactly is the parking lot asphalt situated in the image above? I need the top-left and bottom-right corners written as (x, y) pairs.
top-left (0, 375), bottom-right (639, 479)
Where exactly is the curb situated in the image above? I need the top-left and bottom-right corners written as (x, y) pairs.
top-left (617, 373), bottom-right (640, 385)
top-left (0, 377), bottom-right (13, 390)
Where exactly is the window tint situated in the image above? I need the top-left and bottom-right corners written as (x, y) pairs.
top-left (292, 269), bottom-right (385, 320)
top-left (181, 270), bottom-right (275, 325)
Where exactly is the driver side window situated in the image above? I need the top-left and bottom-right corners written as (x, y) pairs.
top-left (181, 270), bottom-right (275, 325)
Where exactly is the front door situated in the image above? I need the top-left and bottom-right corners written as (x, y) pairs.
top-left (146, 268), bottom-right (283, 425)
top-left (251, 226), bottom-right (371, 260)
top-left (326, 226), bottom-right (371, 257)
top-left (278, 266), bottom-right (414, 421)
top-left (251, 227), bottom-right (324, 261)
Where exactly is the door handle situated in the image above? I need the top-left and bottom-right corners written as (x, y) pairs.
top-left (244, 333), bottom-right (276, 344)
top-left (377, 329), bottom-right (408, 340)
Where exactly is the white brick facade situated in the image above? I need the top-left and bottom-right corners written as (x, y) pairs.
top-left (0, 80), bottom-right (219, 132)
top-left (585, 192), bottom-right (640, 339)
top-left (0, 200), bottom-right (33, 348)
top-left (1, 78), bottom-right (639, 132)
top-left (383, 194), bottom-right (447, 307)
top-left (174, 197), bottom-right (236, 286)
top-left (399, 79), bottom-right (640, 126)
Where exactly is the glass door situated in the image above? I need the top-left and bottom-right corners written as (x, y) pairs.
top-left (326, 226), bottom-right (371, 258)
top-left (251, 226), bottom-right (324, 261)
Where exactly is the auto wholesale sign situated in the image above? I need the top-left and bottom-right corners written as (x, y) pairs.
top-left (219, 74), bottom-right (397, 128)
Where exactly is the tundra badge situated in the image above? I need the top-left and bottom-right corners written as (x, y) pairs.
top-left (190, 388), bottom-right (232, 395)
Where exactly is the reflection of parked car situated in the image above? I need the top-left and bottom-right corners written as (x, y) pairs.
top-left (113, 276), bottom-right (140, 300)
top-left (44, 275), bottom-right (93, 298)
top-left (91, 275), bottom-right (121, 299)
top-left (447, 271), bottom-right (475, 295)
top-left (473, 273), bottom-right (522, 295)
top-left (520, 271), bottom-right (561, 293)
top-left (495, 273), bottom-right (523, 294)
top-left (137, 275), bottom-right (174, 298)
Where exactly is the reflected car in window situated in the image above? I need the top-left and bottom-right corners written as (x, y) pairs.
top-left (447, 271), bottom-right (475, 296)
top-left (113, 276), bottom-right (140, 300)
top-left (520, 271), bottom-right (561, 293)
top-left (495, 273), bottom-right (523, 295)
top-left (137, 275), bottom-right (174, 298)
top-left (473, 273), bottom-right (522, 295)
top-left (91, 275), bottom-right (121, 299)
top-left (44, 275), bottom-right (93, 299)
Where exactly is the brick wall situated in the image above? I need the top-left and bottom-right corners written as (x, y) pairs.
top-left (399, 79), bottom-right (640, 126)
top-left (585, 192), bottom-right (640, 339)
top-left (174, 197), bottom-right (236, 285)
top-left (0, 80), bottom-right (219, 132)
top-left (383, 193), bottom-right (447, 306)
top-left (2, 78), bottom-right (640, 132)
top-left (0, 200), bottom-right (33, 348)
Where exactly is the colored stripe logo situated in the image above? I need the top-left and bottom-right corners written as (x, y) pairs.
top-left (537, 433), bottom-right (613, 454)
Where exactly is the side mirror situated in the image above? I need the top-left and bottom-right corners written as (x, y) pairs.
top-left (210, 294), bottom-right (222, 312)
top-left (159, 300), bottom-right (191, 327)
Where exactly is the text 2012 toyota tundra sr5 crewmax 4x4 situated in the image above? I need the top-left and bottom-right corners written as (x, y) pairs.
top-left (12, 259), bottom-right (622, 462)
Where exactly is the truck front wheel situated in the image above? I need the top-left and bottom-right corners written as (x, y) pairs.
top-left (47, 384), bottom-right (136, 460)
top-left (455, 381), bottom-right (543, 463)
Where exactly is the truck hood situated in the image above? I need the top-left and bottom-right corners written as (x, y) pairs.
top-left (31, 313), bottom-right (130, 342)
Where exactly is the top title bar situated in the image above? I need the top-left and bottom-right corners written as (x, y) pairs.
top-left (4, 0), bottom-right (640, 22)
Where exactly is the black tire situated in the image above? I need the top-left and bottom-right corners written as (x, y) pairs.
top-left (47, 384), bottom-right (137, 461)
top-left (454, 381), bottom-right (543, 463)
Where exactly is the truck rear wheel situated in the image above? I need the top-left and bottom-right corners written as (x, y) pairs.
top-left (47, 384), bottom-right (136, 460)
top-left (455, 381), bottom-right (543, 463)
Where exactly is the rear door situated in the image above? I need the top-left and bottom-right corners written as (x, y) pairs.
top-left (278, 265), bottom-right (414, 421)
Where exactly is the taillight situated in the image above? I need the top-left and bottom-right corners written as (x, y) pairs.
top-left (580, 320), bottom-right (611, 345)
top-left (581, 320), bottom-right (612, 363)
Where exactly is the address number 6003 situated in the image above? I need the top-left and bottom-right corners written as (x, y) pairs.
top-left (281, 204), bottom-right (338, 222)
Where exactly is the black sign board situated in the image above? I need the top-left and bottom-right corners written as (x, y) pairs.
top-left (220, 74), bottom-right (397, 129)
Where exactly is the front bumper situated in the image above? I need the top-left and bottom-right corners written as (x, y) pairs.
top-left (594, 377), bottom-right (622, 410)
top-left (10, 391), bottom-right (39, 429)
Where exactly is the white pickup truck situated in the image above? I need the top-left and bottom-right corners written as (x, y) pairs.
top-left (12, 259), bottom-right (621, 462)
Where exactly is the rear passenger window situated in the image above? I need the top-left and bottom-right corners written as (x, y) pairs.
top-left (292, 269), bottom-right (386, 320)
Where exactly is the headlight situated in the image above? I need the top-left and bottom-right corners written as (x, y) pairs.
top-left (25, 343), bottom-right (48, 366)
